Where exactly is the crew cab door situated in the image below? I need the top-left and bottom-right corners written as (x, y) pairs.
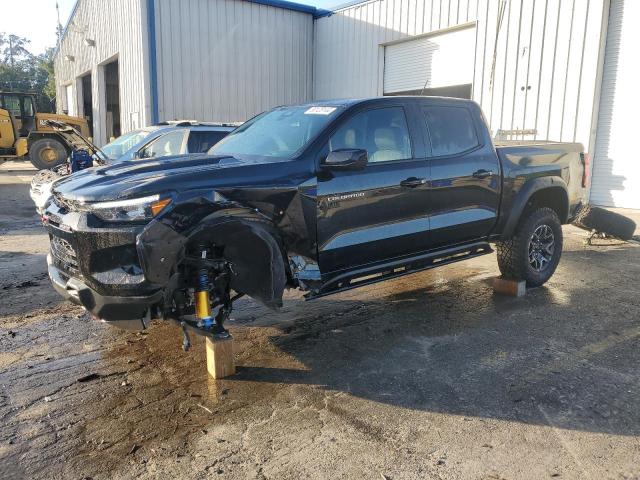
top-left (316, 103), bottom-right (430, 274)
top-left (421, 103), bottom-right (500, 248)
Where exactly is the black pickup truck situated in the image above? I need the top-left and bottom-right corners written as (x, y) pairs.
top-left (43, 97), bottom-right (587, 342)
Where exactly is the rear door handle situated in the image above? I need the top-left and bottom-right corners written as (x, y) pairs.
top-left (472, 169), bottom-right (494, 179)
top-left (400, 177), bottom-right (427, 188)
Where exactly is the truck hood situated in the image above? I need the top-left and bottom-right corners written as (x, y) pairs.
top-left (51, 153), bottom-right (312, 203)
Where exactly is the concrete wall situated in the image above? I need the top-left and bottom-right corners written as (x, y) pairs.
top-left (54, 0), bottom-right (151, 146)
top-left (313, 0), bottom-right (607, 150)
top-left (153, 0), bottom-right (314, 123)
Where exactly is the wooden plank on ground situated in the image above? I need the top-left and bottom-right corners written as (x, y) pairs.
top-left (205, 335), bottom-right (235, 379)
top-left (492, 277), bottom-right (526, 297)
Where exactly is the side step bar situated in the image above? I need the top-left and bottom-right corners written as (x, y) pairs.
top-left (305, 242), bottom-right (493, 300)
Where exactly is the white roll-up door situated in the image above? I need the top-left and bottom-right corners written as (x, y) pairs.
top-left (65, 84), bottom-right (76, 116)
top-left (383, 25), bottom-right (476, 95)
top-left (590, 0), bottom-right (640, 209)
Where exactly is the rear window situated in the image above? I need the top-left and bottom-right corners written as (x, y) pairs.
top-left (423, 106), bottom-right (479, 157)
top-left (188, 131), bottom-right (227, 153)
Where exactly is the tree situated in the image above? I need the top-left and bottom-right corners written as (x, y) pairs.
top-left (0, 33), bottom-right (56, 112)
top-left (40, 48), bottom-right (56, 104)
top-left (0, 34), bottom-right (31, 66)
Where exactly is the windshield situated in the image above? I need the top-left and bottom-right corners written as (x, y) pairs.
top-left (101, 129), bottom-right (154, 159)
top-left (208, 105), bottom-right (342, 161)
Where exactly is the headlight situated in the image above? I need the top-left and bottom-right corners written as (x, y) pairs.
top-left (35, 183), bottom-right (53, 208)
top-left (89, 194), bottom-right (172, 222)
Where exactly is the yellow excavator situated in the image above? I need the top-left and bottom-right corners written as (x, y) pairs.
top-left (0, 91), bottom-right (90, 169)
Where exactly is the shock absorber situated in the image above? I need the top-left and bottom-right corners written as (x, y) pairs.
top-left (195, 248), bottom-right (214, 329)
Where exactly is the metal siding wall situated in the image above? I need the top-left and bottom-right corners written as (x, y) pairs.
top-left (54, 0), bottom-right (150, 146)
top-left (313, 0), bottom-right (488, 99)
top-left (313, 0), bottom-right (605, 151)
top-left (154, 0), bottom-right (313, 123)
top-left (590, 0), bottom-right (640, 208)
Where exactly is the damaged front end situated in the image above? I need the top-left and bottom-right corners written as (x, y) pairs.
top-left (138, 197), bottom-right (288, 347)
top-left (44, 189), bottom-right (291, 346)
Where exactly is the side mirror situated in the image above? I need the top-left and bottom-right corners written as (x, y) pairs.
top-left (322, 149), bottom-right (368, 171)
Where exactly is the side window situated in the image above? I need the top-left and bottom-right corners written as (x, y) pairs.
top-left (422, 106), bottom-right (479, 157)
top-left (187, 131), bottom-right (228, 153)
top-left (329, 106), bottom-right (412, 163)
top-left (22, 96), bottom-right (35, 116)
top-left (138, 130), bottom-right (185, 159)
top-left (3, 95), bottom-right (21, 117)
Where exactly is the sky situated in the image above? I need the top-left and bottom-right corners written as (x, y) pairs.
top-left (0, 0), bottom-right (339, 57)
top-left (0, 0), bottom-right (76, 55)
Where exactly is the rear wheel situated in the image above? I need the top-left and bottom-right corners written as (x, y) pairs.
top-left (496, 207), bottom-right (563, 287)
top-left (29, 138), bottom-right (68, 170)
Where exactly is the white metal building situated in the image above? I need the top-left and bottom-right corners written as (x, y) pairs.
top-left (55, 0), bottom-right (639, 209)
top-left (54, 0), bottom-right (315, 146)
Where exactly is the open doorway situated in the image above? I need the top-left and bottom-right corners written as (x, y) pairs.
top-left (104, 59), bottom-right (120, 139)
top-left (80, 73), bottom-right (93, 136)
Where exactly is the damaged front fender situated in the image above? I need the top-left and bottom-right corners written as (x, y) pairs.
top-left (136, 220), bottom-right (187, 285)
top-left (136, 195), bottom-right (287, 310)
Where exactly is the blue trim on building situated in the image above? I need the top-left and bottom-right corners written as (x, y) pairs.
top-left (56, 0), bottom-right (334, 62)
top-left (146, 0), bottom-right (160, 124)
top-left (244, 0), bottom-right (331, 17)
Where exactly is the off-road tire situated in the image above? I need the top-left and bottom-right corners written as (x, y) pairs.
top-left (29, 138), bottom-right (68, 170)
top-left (572, 205), bottom-right (636, 240)
top-left (496, 207), bottom-right (563, 287)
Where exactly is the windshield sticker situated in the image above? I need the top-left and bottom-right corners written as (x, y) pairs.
top-left (305, 107), bottom-right (336, 115)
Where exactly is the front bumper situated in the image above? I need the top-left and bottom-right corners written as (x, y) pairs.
top-left (43, 198), bottom-right (166, 324)
top-left (48, 254), bottom-right (163, 326)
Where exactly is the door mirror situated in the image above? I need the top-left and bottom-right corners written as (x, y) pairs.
top-left (322, 149), bottom-right (368, 170)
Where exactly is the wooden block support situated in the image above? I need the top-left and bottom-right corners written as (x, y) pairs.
top-left (206, 335), bottom-right (236, 379)
top-left (492, 276), bottom-right (526, 297)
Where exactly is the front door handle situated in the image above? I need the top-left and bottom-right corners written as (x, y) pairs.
top-left (400, 177), bottom-right (427, 188)
top-left (472, 169), bottom-right (494, 179)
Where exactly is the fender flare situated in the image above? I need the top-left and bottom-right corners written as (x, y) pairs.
top-left (500, 176), bottom-right (569, 239)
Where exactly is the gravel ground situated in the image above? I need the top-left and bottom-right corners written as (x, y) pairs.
top-left (1, 166), bottom-right (639, 480)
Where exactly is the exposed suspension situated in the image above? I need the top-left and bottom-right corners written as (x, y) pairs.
top-left (175, 242), bottom-right (235, 350)
top-left (195, 254), bottom-right (214, 329)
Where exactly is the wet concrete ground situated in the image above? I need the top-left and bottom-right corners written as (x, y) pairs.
top-left (1, 166), bottom-right (639, 479)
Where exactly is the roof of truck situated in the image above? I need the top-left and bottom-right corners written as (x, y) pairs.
top-left (295, 96), bottom-right (476, 108)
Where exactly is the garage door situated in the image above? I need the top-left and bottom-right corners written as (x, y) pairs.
top-left (590, 0), bottom-right (640, 209)
top-left (383, 25), bottom-right (475, 97)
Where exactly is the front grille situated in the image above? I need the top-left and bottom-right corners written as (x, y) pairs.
top-left (51, 235), bottom-right (79, 272)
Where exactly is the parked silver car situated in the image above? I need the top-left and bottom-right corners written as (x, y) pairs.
top-left (30, 121), bottom-right (237, 213)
